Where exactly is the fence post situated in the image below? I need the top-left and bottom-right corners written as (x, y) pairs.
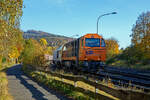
top-left (95, 80), bottom-right (98, 100)
top-left (74, 77), bottom-right (77, 87)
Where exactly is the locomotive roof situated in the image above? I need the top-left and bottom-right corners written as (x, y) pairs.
top-left (83, 33), bottom-right (102, 38)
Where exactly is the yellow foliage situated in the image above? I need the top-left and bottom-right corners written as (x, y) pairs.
top-left (0, 55), bottom-right (2, 66)
top-left (44, 46), bottom-right (53, 55)
top-left (22, 39), bottom-right (44, 66)
top-left (0, 20), bottom-right (23, 62)
top-left (105, 38), bottom-right (119, 58)
top-left (0, 0), bottom-right (23, 65)
top-left (40, 38), bottom-right (47, 46)
top-left (0, 0), bottom-right (23, 26)
top-left (8, 47), bottom-right (19, 58)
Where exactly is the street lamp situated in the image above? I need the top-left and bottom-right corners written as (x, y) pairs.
top-left (97, 12), bottom-right (117, 34)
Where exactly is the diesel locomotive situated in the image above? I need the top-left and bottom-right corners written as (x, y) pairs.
top-left (53, 33), bottom-right (106, 72)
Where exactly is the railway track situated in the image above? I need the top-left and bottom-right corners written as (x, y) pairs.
top-left (50, 64), bottom-right (150, 92)
top-left (90, 66), bottom-right (150, 92)
top-left (103, 66), bottom-right (150, 80)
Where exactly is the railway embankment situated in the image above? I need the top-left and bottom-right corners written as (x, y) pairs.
top-left (23, 65), bottom-right (150, 100)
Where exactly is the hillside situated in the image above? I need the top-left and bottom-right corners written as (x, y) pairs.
top-left (23, 30), bottom-right (73, 47)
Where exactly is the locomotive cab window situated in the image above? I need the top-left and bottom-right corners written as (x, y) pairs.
top-left (85, 38), bottom-right (100, 47)
top-left (101, 39), bottom-right (106, 47)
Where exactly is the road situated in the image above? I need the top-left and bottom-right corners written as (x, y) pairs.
top-left (6, 64), bottom-right (71, 100)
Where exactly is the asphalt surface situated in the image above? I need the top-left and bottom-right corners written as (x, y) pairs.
top-left (6, 64), bottom-right (71, 100)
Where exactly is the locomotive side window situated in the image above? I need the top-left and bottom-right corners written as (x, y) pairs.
top-left (85, 38), bottom-right (100, 47)
top-left (101, 39), bottom-right (106, 47)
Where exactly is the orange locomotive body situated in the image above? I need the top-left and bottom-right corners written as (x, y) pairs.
top-left (59, 33), bottom-right (106, 71)
top-left (78, 34), bottom-right (106, 62)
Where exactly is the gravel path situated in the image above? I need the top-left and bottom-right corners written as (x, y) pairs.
top-left (6, 64), bottom-right (71, 100)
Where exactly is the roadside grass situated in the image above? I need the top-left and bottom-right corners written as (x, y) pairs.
top-left (0, 62), bottom-right (15, 100)
top-left (0, 72), bottom-right (13, 100)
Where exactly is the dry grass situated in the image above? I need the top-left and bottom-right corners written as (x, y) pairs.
top-left (63, 80), bottom-right (120, 100)
top-left (0, 61), bottom-right (15, 100)
top-left (0, 72), bottom-right (13, 100)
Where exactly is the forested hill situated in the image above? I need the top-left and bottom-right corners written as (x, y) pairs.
top-left (23, 30), bottom-right (72, 47)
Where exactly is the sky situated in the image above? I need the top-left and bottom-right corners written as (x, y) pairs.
top-left (20, 0), bottom-right (150, 49)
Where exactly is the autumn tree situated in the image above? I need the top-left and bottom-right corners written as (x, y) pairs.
top-left (39, 38), bottom-right (55, 55)
top-left (0, 20), bottom-right (23, 64)
top-left (0, 0), bottom-right (23, 27)
top-left (131, 11), bottom-right (150, 64)
top-left (21, 39), bottom-right (43, 65)
top-left (21, 39), bottom-right (51, 70)
top-left (8, 47), bottom-right (20, 59)
top-left (0, 0), bottom-right (23, 66)
top-left (105, 38), bottom-right (119, 59)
